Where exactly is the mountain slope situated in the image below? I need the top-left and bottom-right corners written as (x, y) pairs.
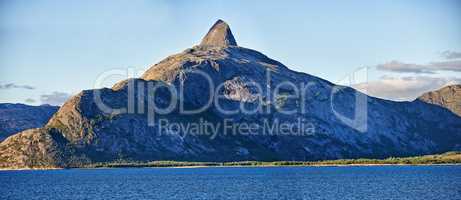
top-left (1, 20), bottom-right (460, 168)
top-left (0, 103), bottom-right (58, 141)
top-left (418, 85), bottom-right (461, 116)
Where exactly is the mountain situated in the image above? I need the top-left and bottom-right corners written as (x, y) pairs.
top-left (418, 85), bottom-right (461, 117)
top-left (1, 20), bottom-right (461, 169)
top-left (0, 103), bottom-right (58, 141)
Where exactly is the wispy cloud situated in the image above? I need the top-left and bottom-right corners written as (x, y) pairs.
top-left (376, 61), bottom-right (434, 74)
top-left (24, 98), bottom-right (36, 104)
top-left (40, 92), bottom-right (71, 106)
top-left (428, 60), bottom-right (461, 71)
top-left (0, 83), bottom-right (35, 90)
top-left (376, 60), bottom-right (461, 74)
top-left (440, 50), bottom-right (461, 60)
top-left (353, 76), bottom-right (461, 101)
top-left (376, 50), bottom-right (461, 74)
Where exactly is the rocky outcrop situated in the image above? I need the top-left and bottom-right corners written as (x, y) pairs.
top-left (0, 104), bottom-right (58, 141)
top-left (418, 85), bottom-right (461, 116)
top-left (0, 128), bottom-right (89, 169)
top-left (200, 19), bottom-right (237, 47)
top-left (1, 20), bottom-right (460, 168)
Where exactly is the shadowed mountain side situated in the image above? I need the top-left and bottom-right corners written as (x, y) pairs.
top-left (0, 104), bottom-right (58, 141)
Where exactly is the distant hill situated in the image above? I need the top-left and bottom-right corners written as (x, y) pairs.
top-left (0, 103), bottom-right (58, 141)
top-left (418, 85), bottom-right (461, 117)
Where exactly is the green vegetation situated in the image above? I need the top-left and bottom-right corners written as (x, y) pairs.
top-left (82, 151), bottom-right (461, 169)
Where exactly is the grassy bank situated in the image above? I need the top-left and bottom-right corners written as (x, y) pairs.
top-left (82, 151), bottom-right (461, 168)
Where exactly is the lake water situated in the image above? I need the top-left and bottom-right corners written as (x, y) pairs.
top-left (1, 166), bottom-right (461, 200)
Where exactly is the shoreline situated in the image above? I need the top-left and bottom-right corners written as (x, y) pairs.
top-left (2, 151), bottom-right (460, 171)
top-left (1, 163), bottom-right (460, 171)
top-left (152, 163), bottom-right (461, 169)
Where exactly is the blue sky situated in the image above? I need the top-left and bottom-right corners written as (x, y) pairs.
top-left (1, 0), bottom-right (460, 105)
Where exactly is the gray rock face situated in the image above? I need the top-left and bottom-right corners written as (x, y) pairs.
top-left (1, 20), bottom-right (461, 168)
top-left (0, 104), bottom-right (58, 141)
top-left (200, 19), bottom-right (237, 47)
top-left (418, 85), bottom-right (461, 116)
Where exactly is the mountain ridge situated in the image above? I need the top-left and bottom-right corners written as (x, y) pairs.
top-left (0, 103), bottom-right (58, 141)
top-left (1, 20), bottom-right (460, 168)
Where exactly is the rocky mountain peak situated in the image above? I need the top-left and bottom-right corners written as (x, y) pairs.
top-left (418, 84), bottom-right (461, 116)
top-left (2, 20), bottom-right (461, 169)
top-left (199, 19), bottom-right (237, 47)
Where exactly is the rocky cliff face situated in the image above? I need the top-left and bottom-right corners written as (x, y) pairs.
top-left (418, 85), bottom-right (461, 117)
top-left (0, 104), bottom-right (58, 141)
top-left (1, 20), bottom-right (461, 168)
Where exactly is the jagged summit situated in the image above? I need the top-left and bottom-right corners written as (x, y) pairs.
top-left (199, 19), bottom-right (237, 47)
top-left (141, 19), bottom-right (289, 81)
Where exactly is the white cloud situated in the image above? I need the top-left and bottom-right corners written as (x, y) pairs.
top-left (376, 51), bottom-right (461, 74)
top-left (428, 60), bottom-right (461, 71)
top-left (24, 98), bottom-right (36, 104)
top-left (440, 50), bottom-right (461, 60)
top-left (376, 60), bottom-right (461, 74)
top-left (353, 76), bottom-right (461, 101)
top-left (40, 92), bottom-right (71, 106)
top-left (0, 83), bottom-right (35, 90)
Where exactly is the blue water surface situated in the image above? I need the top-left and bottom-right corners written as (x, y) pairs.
top-left (1, 165), bottom-right (460, 200)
